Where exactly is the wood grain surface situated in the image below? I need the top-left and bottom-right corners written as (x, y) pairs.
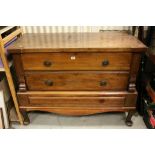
top-left (25, 71), bottom-right (129, 91)
top-left (17, 91), bottom-right (137, 116)
top-left (7, 31), bottom-right (147, 53)
top-left (22, 52), bottom-right (132, 71)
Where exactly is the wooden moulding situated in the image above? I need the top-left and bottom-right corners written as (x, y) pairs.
top-left (21, 107), bottom-right (136, 116)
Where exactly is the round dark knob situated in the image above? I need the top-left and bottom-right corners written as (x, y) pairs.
top-left (100, 80), bottom-right (107, 86)
top-left (43, 61), bottom-right (52, 67)
top-left (44, 80), bottom-right (53, 86)
top-left (102, 60), bottom-right (109, 66)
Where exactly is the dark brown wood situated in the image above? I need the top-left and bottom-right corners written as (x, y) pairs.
top-left (28, 96), bottom-right (125, 107)
top-left (21, 52), bottom-right (132, 71)
top-left (13, 54), bottom-right (27, 92)
top-left (125, 110), bottom-right (136, 126)
top-left (17, 95), bottom-right (30, 124)
top-left (25, 71), bottom-right (129, 91)
top-left (147, 52), bottom-right (155, 64)
top-left (7, 32), bottom-right (147, 53)
top-left (20, 109), bottom-right (30, 125)
top-left (17, 91), bottom-right (136, 116)
top-left (125, 92), bottom-right (137, 107)
top-left (8, 31), bottom-right (147, 126)
top-left (21, 107), bottom-right (135, 116)
top-left (128, 53), bottom-right (141, 92)
top-left (17, 90), bottom-right (134, 96)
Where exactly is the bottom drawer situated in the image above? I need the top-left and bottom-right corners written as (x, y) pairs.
top-left (17, 92), bottom-right (137, 115)
top-left (18, 92), bottom-right (127, 108)
top-left (28, 96), bottom-right (125, 107)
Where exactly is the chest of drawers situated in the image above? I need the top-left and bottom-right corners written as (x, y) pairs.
top-left (8, 31), bottom-right (147, 126)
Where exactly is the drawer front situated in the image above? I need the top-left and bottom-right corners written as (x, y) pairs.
top-left (21, 96), bottom-right (125, 108)
top-left (22, 53), bottom-right (132, 71)
top-left (25, 71), bottom-right (129, 91)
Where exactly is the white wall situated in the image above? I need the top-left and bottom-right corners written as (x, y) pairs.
top-left (22, 26), bottom-right (131, 33)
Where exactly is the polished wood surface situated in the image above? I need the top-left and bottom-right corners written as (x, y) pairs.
top-left (8, 31), bottom-right (147, 53)
top-left (8, 31), bottom-right (147, 126)
top-left (21, 107), bottom-right (136, 116)
top-left (22, 52), bottom-right (132, 71)
top-left (17, 90), bottom-right (136, 96)
top-left (25, 71), bottom-right (129, 91)
top-left (25, 96), bottom-right (125, 107)
top-left (17, 90), bottom-right (137, 108)
top-left (17, 91), bottom-right (136, 116)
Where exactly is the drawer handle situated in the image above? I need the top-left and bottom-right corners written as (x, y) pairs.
top-left (43, 61), bottom-right (52, 67)
top-left (100, 80), bottom-right (107, 86)
top-left (44, 80), bottom-right (53, 86)
top-left (102, 60), bottom-right (109, 66)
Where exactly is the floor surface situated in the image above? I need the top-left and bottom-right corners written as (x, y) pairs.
top-left (11, 112), bottom-right (147, 129)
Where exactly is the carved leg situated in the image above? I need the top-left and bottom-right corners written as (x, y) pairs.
top-left (20, 110), bottom-right (30, 125)
top-left (134, 112), bottom-right (139, 117)
top-left (125, 110), bottom-right (135, 126)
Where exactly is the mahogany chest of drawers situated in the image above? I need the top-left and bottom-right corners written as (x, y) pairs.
top-left (8, 31), bottom-right (147, 126)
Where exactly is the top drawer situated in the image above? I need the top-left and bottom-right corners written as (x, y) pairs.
top-left (21, 52), bottom-right (132, 71)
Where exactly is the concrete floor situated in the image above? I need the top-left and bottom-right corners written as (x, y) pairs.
top-left (11, 112), bottom-right (146, 129)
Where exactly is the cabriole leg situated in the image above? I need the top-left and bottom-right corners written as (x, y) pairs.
top-left (20, 110), bottom-right (30, 125)
top-left (125, 110), bottom-right (135, 126)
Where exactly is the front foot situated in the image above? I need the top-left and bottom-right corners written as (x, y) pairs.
top-left (125, 110), bottom-right (135, 127)
top-left (20, 110), bottom-right (30, 125)
top-left (125, 120), bottom-right (133, 126)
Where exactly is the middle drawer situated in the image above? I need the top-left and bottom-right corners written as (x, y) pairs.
top-left (25, 71), bottom-right (129, 91)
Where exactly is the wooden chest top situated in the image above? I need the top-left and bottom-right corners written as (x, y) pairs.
top-left (7, 31), bottom-right (147, 53)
